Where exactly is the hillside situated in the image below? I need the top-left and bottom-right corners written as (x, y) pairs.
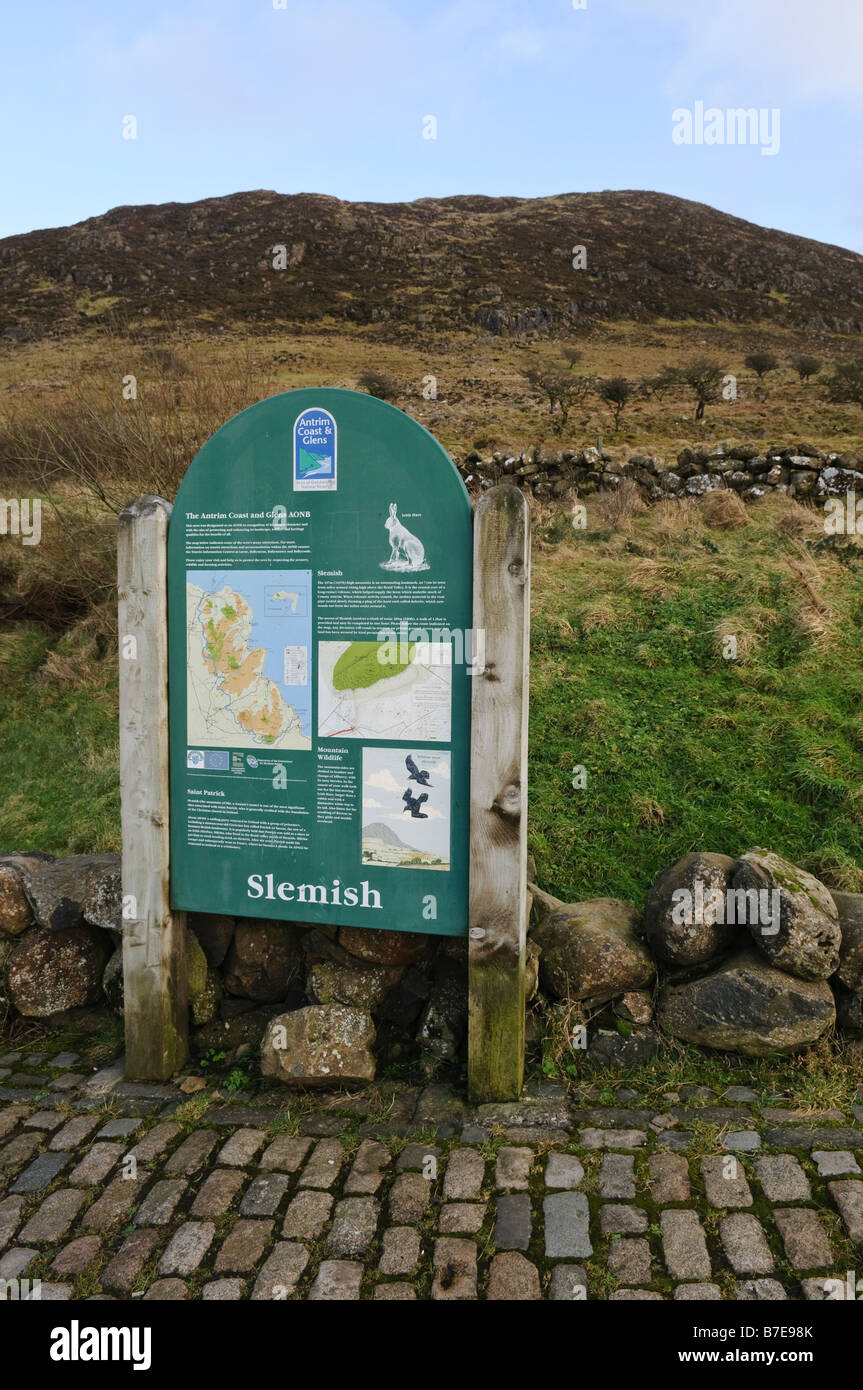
top-left (2, 189), bottom-right (863, 342)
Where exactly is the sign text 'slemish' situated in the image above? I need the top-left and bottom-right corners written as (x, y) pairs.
top-left (167, 389), bottom-right (473, 935)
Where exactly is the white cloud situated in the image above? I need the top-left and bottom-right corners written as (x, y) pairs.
top-left (432, 759), bottom-right (451, 780)
top-left (362, 797), bottom-right (383, 809)
top-left (623, 0), bottom-right (863, 105)
top-left (366, 768), bottom-right (401, 794)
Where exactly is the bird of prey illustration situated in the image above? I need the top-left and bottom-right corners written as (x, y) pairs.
top-left (402, 789), bottom-right (429, 819)
top-left (405, 753), bottom-right (433, 787)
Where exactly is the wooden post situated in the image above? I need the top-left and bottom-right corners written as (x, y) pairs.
top-left (118, 496), bottom-right (188, 1080)
top-left (468, 484), bottom-right (531, 1103)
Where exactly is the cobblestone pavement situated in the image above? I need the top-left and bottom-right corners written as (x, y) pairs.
top-left (2, 1043), bottom-right (863, 1301)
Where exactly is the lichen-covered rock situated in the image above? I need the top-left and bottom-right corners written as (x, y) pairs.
top-left (223, 920), bottom-right (303, 1001)
top-left (731, 849), bottom-right (840, 981)
top-left (80, 855), bottom-right (122, 931)
top-left (643, 852), bottom-right (738, 966)
top-left (832, 891), bottom-right (863, 992)
top-left (103, 945), bottom-right (124, 1016)
top-left (613, 990), bottom-right (654, 1025)
top-left (307, 958), bottom-right (402, 1011)
top-left (416, 957), bottom-right (467, 1064)
top-left (0, 858), bottom-right (39, 937)
top-left (186, 927), bottom-right (209, 1001)
top-left (585, 1025), bottom-right (661, 1070)
top-left (657, 950), bottom-right (835, 1055)
top-left (338, 926), bottom-right (430, 967)
top-left (531, 897), bottom-right (654, 1003)
top-left (188, 913), bottom-right (235, 969)
top-left (11, 853), bottom-right (121, 933)
top-left (186, 929), bottom-right (219, 1023)
top-left (8, 925), bottom-right (112, 1016)
top-left (191, 969), bottom-right (222, 1026)
top-left (260, 1004), bottom-right (376, 1086)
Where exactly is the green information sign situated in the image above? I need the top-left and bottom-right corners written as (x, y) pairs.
top-left (167, 389), bottom-right (473, 936)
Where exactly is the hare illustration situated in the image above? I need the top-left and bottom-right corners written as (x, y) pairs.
top-left (384, 503), bottom-right (425, 570)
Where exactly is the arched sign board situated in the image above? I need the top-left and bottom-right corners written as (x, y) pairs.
top-left (167, 388), bottom-right (473, 937)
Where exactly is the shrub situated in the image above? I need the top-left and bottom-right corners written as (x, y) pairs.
top-left (744, 350), bottom-right (779, 380)
top-left (357, 369), bottom-right (399, 401)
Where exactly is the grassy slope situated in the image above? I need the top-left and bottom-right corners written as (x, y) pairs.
top-left (2, 491), bottom-right (863, 908)
top-left (530, 490), bottom-right (863, 903)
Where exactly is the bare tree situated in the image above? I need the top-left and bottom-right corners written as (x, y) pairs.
top-left (597, 376), bottom-right (633, 430)
top-left (679, 361), bottom-right (726, 421)
top-left (523, 359), bottom-right (594, 431)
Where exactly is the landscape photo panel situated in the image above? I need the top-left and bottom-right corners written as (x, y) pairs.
top-left (361, 747), bottom-right (451, 870)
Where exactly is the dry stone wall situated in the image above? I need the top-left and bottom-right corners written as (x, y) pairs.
top-left (455, 441), bottom-right (863, 507)
top-left (2, 844), bottom-right (862, 1082)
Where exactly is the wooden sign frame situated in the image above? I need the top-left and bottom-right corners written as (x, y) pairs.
top-left (118, 483), bottom-right (530, 1099)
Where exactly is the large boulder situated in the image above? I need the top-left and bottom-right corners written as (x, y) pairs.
top-left (643, 852), bottom-right (738, 966)
top-left (13, 853), bottom-right (121, 932)
top-left (260, 1005), bottom-right (376, 1087)
top-left (339, 926), bottom-right (430, 967)
top-left (307, 958), bottom-right (402, 1012)
top-left (8, 925), bottom-right (112, 1017)
top-left (531, 898), bottom-right (654, 1003)
top-left (731, 850), bottom-right (840, 981)
top-left (832, 892), bottom-right (863, 992)
top-left (223, 920), bottom-right (304, 1001)
top-left (657, 950), bottom-right (835, 1055)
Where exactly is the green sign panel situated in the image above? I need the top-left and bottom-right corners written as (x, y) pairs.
top-left (167, 389), bottom-right (473, 936)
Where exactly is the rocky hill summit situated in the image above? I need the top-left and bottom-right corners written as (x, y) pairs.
top-left (2, 189), bottom-right (862, 341)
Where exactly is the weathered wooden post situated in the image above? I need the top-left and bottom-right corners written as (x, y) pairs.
top-left (468, 484), bottom-right (531, 1103)
top-left (118, 496), bottom-right (188, 1080)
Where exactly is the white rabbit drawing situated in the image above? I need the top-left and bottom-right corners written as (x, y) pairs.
top-left (384, 503), bottom-right (426, 570)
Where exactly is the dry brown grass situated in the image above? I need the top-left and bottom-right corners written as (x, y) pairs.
top-left (701, 488), bottom-right (749, 529)
top-left (588, 478), bottom-right (645, 529)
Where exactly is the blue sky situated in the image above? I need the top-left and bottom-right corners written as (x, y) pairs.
top-left (3, 0), bottom-right (862, 250)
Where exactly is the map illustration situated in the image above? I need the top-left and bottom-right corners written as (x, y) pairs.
top-left (317, 640), bottom-right (452, 742)
top-left (186, 569), bottom-right (312, 750)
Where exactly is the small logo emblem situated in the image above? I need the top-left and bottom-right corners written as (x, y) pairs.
top-left (294, 408), bottom-right (337, 491)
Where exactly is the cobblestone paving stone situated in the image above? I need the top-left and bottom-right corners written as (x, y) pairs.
top-left (1, 1044), bottom-right (862, 1300)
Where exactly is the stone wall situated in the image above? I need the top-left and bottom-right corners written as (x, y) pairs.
top-left (455, 441), bottom-right (863, 506)
top-left (2, 846), bottom-right (861, 1084)
top-left (0, 853), bottom-right (467, 1081)
top-left (532, 848), bottom-right (863, 1071)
